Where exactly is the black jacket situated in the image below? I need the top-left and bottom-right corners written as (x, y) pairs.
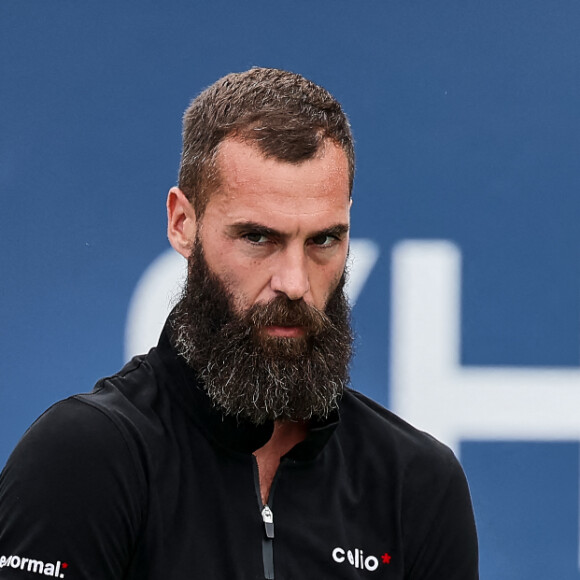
top-left (0, 324), bottom-right (478, 579)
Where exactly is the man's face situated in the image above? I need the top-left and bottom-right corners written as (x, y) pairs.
top-left (196, 137), bottom-right (351, 325)
top-left (170, 137), bottom-right (353, 424)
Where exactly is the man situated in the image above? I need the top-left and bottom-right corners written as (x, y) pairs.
top-left (0, 68), bottom-right (478, 579)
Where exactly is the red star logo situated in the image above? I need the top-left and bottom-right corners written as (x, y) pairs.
top-left (381, 553), bottom-right (392, 564)
top-left (62, 563), bottom-right (68, 569)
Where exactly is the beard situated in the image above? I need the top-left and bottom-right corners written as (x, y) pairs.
top-left (171, 240), bottom-right (353, 425)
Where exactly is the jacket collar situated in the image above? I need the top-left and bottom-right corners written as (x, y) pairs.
top-left (154, 319), bottom-right (340, 460)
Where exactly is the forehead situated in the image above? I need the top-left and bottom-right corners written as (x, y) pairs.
top-left (205, 138), bottom-right (351, 224)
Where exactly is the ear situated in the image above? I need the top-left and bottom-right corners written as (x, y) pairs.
top-left (167, 187), bottom-right (197, 258)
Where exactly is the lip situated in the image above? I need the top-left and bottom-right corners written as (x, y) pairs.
top-left (263, 325), bottom-right (306, 338)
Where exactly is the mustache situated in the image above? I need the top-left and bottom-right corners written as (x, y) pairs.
top-left (244, 295), bottom-right (331, 336)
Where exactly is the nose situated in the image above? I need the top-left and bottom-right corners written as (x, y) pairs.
top-left (270, 246), bottom-right (310, 301)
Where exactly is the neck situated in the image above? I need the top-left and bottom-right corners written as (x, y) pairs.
top-left (253, 420), bottom-right (308, 505)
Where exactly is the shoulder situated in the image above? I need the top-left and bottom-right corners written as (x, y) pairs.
top-left (1, 396), bottom-right (145, 489)
top-left (0, 399), bottom-right (147, 579)
top-left (339, 388), bottom-right (457, 468)
top-left (0, 397), bottom-right (147, 537)
top-left (337, 388), bottom-right (468, 504)
top-left (338, 390), bottom-right (478, 577)
top-left (1, 352), bottom-right (164, 492)
top-left (74, 349), bottom-right (175, 448)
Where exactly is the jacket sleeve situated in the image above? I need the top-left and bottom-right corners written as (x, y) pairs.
top-left (403, 445), bottom-right (479, 580)
top-left (0, 398), bottom-right (145, 579)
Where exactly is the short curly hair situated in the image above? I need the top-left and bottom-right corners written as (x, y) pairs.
top-left (178, 67), bottom-right (355, 217)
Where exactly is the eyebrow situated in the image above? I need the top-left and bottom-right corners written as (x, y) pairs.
top-left (227, 221), bottom-right (350, 241)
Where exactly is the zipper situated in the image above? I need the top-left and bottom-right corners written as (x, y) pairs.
top-left (261, 504), bottom-right (275, 539)
top-left (253, 457), bottom-right (277, 579)
top-left (261, 504), bottom-right (275, 579)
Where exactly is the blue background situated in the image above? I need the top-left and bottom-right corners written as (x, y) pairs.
top-left (1, 2), bottom-right (579, 578)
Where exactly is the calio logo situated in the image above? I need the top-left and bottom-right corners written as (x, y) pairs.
top-left (332, 546), bottom-right (392, 572)
top-left (0, 554), bottom-right (68, 578)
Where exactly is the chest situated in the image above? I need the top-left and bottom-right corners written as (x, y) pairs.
top-left (129, 440), bottom-right (404, 580)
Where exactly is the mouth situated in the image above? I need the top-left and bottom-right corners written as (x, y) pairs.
top-left (262, 325), bottom-right (306, 338)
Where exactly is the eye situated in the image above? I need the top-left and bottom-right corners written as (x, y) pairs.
top-left (310, 233), bottom-right (339, 248)
top-left (243, 232), bottom-right (269, 244)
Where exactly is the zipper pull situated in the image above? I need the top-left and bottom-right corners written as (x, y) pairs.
top-left (261, 504), bottom-right (274, 539)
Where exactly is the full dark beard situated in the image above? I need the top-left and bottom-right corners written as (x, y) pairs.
top-left (171, 241), bottom-right (353, 424)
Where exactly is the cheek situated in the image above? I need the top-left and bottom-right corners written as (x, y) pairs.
top-left (219, 262), bottom-right (271, 310)
top-left (312, 266), bottom-right (346, 309)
